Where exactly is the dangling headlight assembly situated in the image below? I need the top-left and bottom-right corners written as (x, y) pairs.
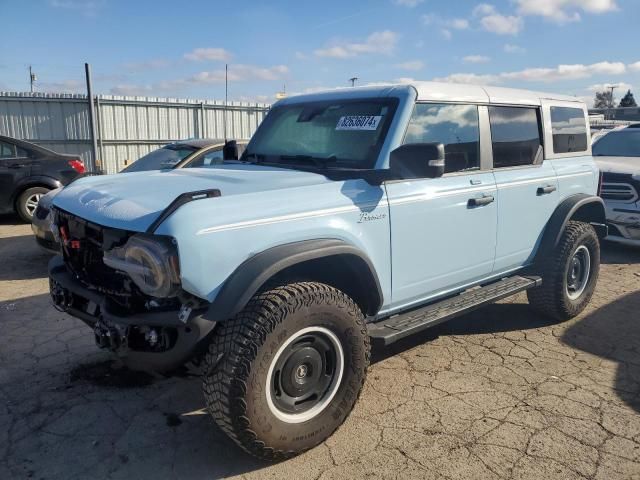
top-left (103, 234), bottom-right (181, 298)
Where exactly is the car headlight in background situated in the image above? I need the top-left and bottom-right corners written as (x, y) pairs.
top-left (103, 234), bottom-right (180, 298)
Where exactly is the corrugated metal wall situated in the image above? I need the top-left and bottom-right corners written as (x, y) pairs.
top-left (0, 92), bottom-right (270, 174)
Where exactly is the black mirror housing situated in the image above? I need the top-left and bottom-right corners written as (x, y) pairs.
top-left (223, 140), bottom-right (239, 160)
top-left (389, 143), bottom-right (445, 179)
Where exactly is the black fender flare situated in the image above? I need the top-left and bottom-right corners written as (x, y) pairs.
top-left (203, 239), bottom-right (383, 322)
top-left (535, 194), bottom-right (607, 262)
top-left (10, 175), bottom-right (62, 205)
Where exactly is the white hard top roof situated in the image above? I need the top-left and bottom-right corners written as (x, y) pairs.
top-left (280, 82), bottom-right (584, 107)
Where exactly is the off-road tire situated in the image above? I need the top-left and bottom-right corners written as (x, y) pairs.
top-left (16, 186), bottom-right (50, 223)
top-left (202, 282), bottom-right (370, 461)
top-left (527, 220), bottom-right (600, 321)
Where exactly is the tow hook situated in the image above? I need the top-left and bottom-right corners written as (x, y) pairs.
top-left (94, 318), bottom-right (127, 352)
top-left (50, 278), bottom-right (73, 312)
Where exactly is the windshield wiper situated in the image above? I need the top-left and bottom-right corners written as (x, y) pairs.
top-left (277, 154), bottom-right (338, 169)
top-left (242, 152), bottom-right (267, 163)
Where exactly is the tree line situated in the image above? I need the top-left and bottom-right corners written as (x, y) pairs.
top-left (594, 89), bottom-right (637, 109)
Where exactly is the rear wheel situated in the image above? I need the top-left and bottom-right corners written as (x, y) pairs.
top-left (527, 220), bottom-right (600, 321)
top-left (16, 186), bottom-right (49, 223)
top-left (203, 282), bottom-right (370, 461)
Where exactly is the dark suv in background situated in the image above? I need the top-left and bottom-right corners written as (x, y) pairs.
top-left (0, 135), bottom-right (85, 222)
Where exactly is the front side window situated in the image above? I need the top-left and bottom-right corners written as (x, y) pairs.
top-left (243, 98), bottom-right (398, 170)
top-left (593, 130), bottom-right (640, 157)
top-left (403, 103), bottom-right (480, 173)
top-left (551, 107), bottom-right (588, 154)
top-left (121, 144), bottom-right (197, 172)
top-left (489, 106), bottom-right (542, 168)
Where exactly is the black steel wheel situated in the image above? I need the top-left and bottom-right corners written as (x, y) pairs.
top-left (203, 282), bottom-right (370, 461)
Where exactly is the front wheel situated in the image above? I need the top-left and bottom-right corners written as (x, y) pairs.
top-left (528, 220), bottom-right (600, 321)
top-left (203, 282), bottom-right (370, 461)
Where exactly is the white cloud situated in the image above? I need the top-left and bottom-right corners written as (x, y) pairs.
top-left (189, 64), bottom-right (289, 83)
top-left (516, 0), bottom-right (618, 24)
top-left (587, 82), bottom-right (632, 92)
top-left (504, 44), bottom-right (526, 53)
top-left (501, 61), bottom-right (626, 82)
top-left (295, 51), bottom-right (308, 60)
top-left (441, 29), bottom-right (453, 40)
top-left (473, 4), bottom-right (523, 35)
top-left (395, 60), bottom-right (425, 71)
top-left (434, 60), bottom-right (628, 86)
top-left (433, 73), bottom-right (500, 84)
top-left (392, 0), bottom-right (424, 7)
top-left (629, 61), bottom-right (640, 72)
top-left (448, 18), bottom-right (470, 29)
top-left (184, 47), bottom-right (232, 62)
top-left (123, 59), bottom-right (171, 72)
top-left (37, 79), bottom-right (85, 93)
top-left (314, 31), bottom-right (398, 58)
top-left (463, 55), bottom-right (491, 64)
top-left (48, 0), bottom-right (105, 16)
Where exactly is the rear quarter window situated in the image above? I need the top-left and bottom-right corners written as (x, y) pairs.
top-left (550, 107), bottom-right (588, 154)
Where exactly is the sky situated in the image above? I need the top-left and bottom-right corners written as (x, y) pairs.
top-left (1, 0), bottom-right (639, 106)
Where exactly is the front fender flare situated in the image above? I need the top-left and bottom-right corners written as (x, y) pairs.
top-left (203, 239), bottom-right (383, 322)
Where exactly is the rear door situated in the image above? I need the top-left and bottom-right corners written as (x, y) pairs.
top-left (489, 106), bottom-right (560, 272)
top-left (0, 140), bottom-right (32, 210)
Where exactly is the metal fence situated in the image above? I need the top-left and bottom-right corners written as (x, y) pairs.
top-left (0, 92), bottom-right (270, 174)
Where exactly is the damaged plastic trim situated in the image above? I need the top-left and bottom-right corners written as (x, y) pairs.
top-left (146, 189), bottom-right (221, 234)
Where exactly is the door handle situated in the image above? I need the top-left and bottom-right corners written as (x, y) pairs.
top-left (7, 163), bottom-right (26, 169)
top-left (537, 185), bottom-right (557, 195)
top-left (468, 195), bottom-right (495, 207)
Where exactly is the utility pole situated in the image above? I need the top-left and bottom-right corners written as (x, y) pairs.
top-left (29, 65), bottom-right (36, 93)
top-left (84, 63), bottom-right (98, 173)
top-left (609, 85), bottom-right (617, 108)
top-left (349, 77), bottom-right (358, 87)
top-left (224, 63), bottom-right (228, 141)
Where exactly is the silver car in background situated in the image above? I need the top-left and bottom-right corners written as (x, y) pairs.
top-left (593, 126), bottom-right (640, 247)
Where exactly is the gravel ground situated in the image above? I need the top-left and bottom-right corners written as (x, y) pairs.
top-left (1, 216), bottom-right (639, 480)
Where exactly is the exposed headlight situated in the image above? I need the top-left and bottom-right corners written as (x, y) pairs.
top-left (103, 234), bottom-right (180, 298)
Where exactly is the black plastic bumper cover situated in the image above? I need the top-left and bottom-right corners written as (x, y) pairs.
top-left (48, 256), bottom-right (216, 371)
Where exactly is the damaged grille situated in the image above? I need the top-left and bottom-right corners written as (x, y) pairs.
top-left (53, 208), bottom-right (137, 301)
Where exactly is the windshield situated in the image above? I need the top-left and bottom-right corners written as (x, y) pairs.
top-left (241, 98), bottom-right (398, 170)
top-left (121, 144), bottom-right (197, 172)
top-left (593, 130), bottom-right (640, 157)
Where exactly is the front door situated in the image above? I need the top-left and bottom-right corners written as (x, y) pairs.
top-left (385, 103), bottom-right (497, 312)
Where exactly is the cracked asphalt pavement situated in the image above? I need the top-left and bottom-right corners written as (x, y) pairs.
top-left (1, 216), bottom-right (640, 479)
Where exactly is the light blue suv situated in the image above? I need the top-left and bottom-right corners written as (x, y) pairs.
top-left (48, 82), bottom-right (605, 460)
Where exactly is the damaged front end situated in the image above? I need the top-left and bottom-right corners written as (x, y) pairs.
top-left (48, 207), bottom-right (216, 371)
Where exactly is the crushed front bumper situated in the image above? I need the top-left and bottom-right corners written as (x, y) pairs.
top-left (48, 256), bottom-right (216, 371)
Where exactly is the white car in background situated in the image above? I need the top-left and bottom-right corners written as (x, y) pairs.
top-left (593, 126), bottom-right (640, 247)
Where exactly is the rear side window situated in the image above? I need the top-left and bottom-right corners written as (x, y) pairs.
top-left (403, 103), bottom-right (480, 173)
top-left (0, 142), bottom-right (16, 159)
top-left (550, 107), bottom-right (588, 154)
top-left (489, 106), bottom-right (542, 168)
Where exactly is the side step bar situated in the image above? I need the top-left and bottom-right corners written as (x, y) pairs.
top-left (368, 275), bottom-right (542, 347)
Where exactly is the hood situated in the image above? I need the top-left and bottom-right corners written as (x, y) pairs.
top-left (52, 164), bottom-right (331, 231)
top-left (594, 156), bottom-right (640, 176)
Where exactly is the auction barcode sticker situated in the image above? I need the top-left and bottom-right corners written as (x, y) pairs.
top-left (336, 115), bottom-right (382, 131)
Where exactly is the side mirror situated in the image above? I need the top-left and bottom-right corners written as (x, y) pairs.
top-left (389, 143), bottom-right (445, 179)
top-left (222, 140), bottom-right (238, 160)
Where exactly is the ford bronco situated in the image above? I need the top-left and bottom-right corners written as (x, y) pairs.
top-left (48, 82), bottom-right (605, 461)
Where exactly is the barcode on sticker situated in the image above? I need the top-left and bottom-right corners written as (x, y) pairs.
top-left (336, 116), bottom-right (382, 131)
